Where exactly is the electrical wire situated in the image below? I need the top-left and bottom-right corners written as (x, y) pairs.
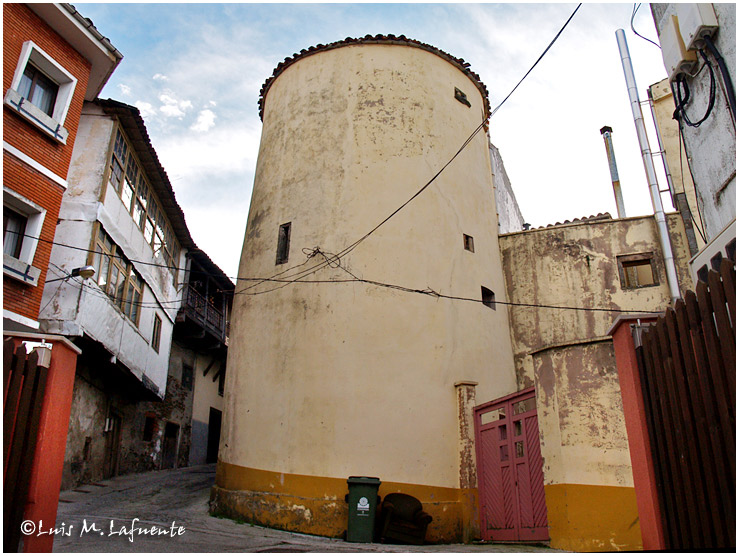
top-left (630, 3), bottom-right (661, 48)
top-left (701, 34), bottom-right (736, 121)
top-left (236, 3), bottom-right (583, 296)
top-left (489, 3), bottom-right (582, 118)
top-left (677, 123), bottom-right (707, 243)
top-left (672, 51), bottom-right (716, 128)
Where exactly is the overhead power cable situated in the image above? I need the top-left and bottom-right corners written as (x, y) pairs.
top-left (630, 3), bottom-right (661, 48)
top-left (489, 3), bottom-right (582, 118)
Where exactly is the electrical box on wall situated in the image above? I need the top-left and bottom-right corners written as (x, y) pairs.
top-left (660, 15), bottom-right (697, 81)
top-left (676, 3), bottom-right (718, 50)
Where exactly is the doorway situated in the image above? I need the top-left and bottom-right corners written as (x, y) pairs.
top-left (474, 387), bottom-right (548, 542)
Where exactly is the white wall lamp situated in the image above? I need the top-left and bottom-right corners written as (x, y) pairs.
top-left (46, 265), bottom-right (96, 283)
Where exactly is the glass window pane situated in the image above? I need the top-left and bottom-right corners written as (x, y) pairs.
top-left (500, 444), bottom-right (509, 462)
top-left (107, 265), bottom-right (119, 297)
top-left (98, 254), bottom-right (110, 289)
top-left (123, 179), bottom-right (135, 211)
top-left (130, 289), bottom-right (140, 324)
top-left (18, 67), bottom-right (33, 99)
top-left (134, 199), bottom-right (145, 230)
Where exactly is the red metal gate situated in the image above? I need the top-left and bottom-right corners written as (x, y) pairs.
top-left (474, 387), bottom-right (548, 542)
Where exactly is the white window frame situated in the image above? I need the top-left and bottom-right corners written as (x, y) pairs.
top-left (3, 187), bottom-right (46, 286)
top-left (3, 41), bottom-right (77, 144)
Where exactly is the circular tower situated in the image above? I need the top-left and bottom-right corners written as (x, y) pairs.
top-left (213, 35), bottom-right (517, 542)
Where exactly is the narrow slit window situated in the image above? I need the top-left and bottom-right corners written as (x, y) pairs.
top-left (463, 234), bottom-right (474, 252)
top-left (276, 222), bottom-right (291, 265)
top-left (481, 286), bottom-right (496, 310)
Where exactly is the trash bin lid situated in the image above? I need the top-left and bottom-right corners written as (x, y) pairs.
top-left (347, 476), bottom-right (381, 486)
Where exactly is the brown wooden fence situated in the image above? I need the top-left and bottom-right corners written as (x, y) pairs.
top-left (3, 339), bottom-right (49, 552)
top-left (634, 258), bottom-right (735, 549)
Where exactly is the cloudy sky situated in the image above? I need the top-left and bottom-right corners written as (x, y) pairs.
top-left (77, 2), bottom-right (671, 280)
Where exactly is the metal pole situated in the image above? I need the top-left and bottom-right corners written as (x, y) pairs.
top-left (599, 126), bottom-right (627, 218)
top-left (616, 29), bottom-right (681, 303)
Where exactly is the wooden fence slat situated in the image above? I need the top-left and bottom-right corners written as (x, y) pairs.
top-left (674, 300), bottom-right (730, 547)
top-left (3, 345), bottom-right (27, 471)
top-left (6, 362), bottom-right (48, 554)
top-left (654, 318), bottom-right (704, 546)
top-left (3, 339), bottom-right (14, 404)
top-left (634, 263), bottom-right (735, 550)
top-left (664, 309), bottom-right (716, 547)
top-left (635, 340), bottom-right (675, 549)
top-left (643, 328), bottom-right (690, 548)
top-left (719, 258), bottom-right (735, 328)
top-left (696, 282), bottom-right (735, 470)
top-left (708, 270), bottom-right (736, 405)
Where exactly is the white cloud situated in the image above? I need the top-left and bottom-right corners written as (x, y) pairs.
top-left (190, 109), bottom-right (216, 132)
top-left (158, 91), bottom-right (193, 118)
top-left (134, 101), bottom-right (157, 120)
top-left (118, 83), bottom-right (132, 96)
top-left (153, 73), bottom-right (168, 81)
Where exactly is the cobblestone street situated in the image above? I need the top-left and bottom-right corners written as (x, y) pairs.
top-left (50, 465), bottom-right (557, 553)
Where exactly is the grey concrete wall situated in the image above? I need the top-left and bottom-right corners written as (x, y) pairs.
top-left (189, 419), bottom-right (209, 466)
top-left (490, 143), bottom-right (525, 234)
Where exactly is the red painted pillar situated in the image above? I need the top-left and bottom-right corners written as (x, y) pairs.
top-left (609, 315), bottom-right (665, 551)
top-left (21, 338), bottom-right (79, 553)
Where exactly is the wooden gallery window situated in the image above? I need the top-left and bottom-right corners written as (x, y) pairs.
top-left (617, 253), bottom-right (658, 289)
top-left (107, 127), bottom-right (181, 285)
top-left (91, 225), bottom-right (144, 325)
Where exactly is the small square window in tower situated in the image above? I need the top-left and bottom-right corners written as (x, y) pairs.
top-left (617, 253), bottom-right (658, 289)
top-left (454, 87), bottom-right (471, 107)
top-left (463, 234), bottom-right (475, 252)
top-left (276, 222), bottom-right (291, 265)
top-left (481, 286), bottom-right (496, 310)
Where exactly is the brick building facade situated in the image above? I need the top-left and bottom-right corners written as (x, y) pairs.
top-left (3, 3), bottom-right (121, 331)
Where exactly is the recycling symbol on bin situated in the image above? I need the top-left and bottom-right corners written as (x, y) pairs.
top-left (357, 496), bottom-right (370, 511)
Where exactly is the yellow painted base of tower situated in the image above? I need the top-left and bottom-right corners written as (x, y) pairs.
top-left (211, 461), bottom-right (477, 543)
top-left (544, 483), bottom-right (643, 552)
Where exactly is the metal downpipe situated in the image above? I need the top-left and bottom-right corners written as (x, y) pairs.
top-left (616, 29), bottom-right (681, 303)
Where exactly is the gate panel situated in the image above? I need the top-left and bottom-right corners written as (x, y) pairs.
top-left (475, 388), bottom-right (548, 542)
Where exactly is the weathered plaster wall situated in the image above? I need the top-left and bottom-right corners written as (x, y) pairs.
top-left (217, 42), bottom-right (517, 542)
top-left (649, 79), bottom-right (705, 255)
top-left (189, 350), bottom-right (225, 466)
top-left (499, 213), bottom-right (693, 551)
top-left (652, 3), bottom-right (736, 242)
top-left (490, 143), bottom-right (525, 234)
top-left (499, 214), bottom-right (692, 389)
top-left (39, 104), bottom-right (182, 397)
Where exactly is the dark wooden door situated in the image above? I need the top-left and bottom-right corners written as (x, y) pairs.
top-left (161, 422), bottom-right (179, 469)
top-left (206, 407), bottom-right (222, 464)
top-left (103, 412), bottom-right (121, 479)
top-left (475, 387), bottom-right (548, 542)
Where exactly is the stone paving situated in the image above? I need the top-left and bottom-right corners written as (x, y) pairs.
top-left (50, 464), bottom-right (559, 553)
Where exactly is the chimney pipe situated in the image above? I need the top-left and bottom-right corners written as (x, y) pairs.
top-left (616, 29), bottom-right (681, 303)
top-left (599, 125), bottom-right (627, 218)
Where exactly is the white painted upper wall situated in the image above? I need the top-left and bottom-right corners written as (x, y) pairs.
top-left (653, 3), bottom-right (736, 242)
top-left (39, 103), bottom-right (187, 397)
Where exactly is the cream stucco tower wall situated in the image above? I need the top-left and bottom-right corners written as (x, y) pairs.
top-left (212, 36), bottom-right (517, 543)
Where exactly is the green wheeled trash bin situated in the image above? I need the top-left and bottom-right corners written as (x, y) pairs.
top-left (346, 476), bottom-right (381, 542)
